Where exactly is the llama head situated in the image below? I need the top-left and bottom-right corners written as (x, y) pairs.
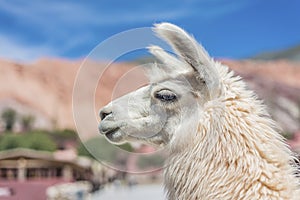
top-left (99, 23), bottom-right (221, 147)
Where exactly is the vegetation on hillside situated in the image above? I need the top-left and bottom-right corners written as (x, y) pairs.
top-left (252, 44), bottom-right (300, 61)
top-left (0, 108), bottom-right (79, 152)
top-left (77, 137), bottom-right (133, 160)
top-left (0, 132), bottom-right (56, 151)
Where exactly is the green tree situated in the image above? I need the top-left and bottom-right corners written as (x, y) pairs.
top-left (52, 129), bottom-right (77, 139)
top-left (50, 129), bottom-right (78, 149)
top-left (1, 108), bottom-right (17, 131)
top-left (0, 134), bottom-right (26, 150)
top-left (0, 132), bottom-right (57, 152)
top-left (77, 137), bottom-right (116, 159)
top-left (77, 137), bottom-right (133, 162)
top-left (26, 132), bottom-right (57, 151)
top-left (20, 114), bottom-right (35, 132)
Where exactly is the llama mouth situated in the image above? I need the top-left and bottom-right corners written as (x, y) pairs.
top-left (98, 120), bottom-right (128, 144)
top-left (104, 127), bottom-right (118, 138)
top-left (103, 128), bottom-right (126, 144)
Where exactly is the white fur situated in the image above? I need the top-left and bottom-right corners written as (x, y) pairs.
top-left (154, 23), bottom-right (300, 200)
top-left (165, 62), bottom-right (300, 199)
top-left (99, 23), bottom-right (300, 199)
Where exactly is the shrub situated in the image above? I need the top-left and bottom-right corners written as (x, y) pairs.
top-left (0, 134), bottom-right (26, 150)
top-left (25, 132), bottom-right (57, 151)
top-left (0, 132), bottom-right (57, 152)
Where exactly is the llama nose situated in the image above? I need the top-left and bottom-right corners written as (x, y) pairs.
top-left (99, 107), bottom-right (113, 120)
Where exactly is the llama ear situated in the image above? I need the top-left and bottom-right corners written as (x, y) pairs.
top-left (153, 22), bottom-right (220, 99)
top-left (153, 23), bottom-right (212, 68)
top-left (147, 45), bottom-right (188, 73)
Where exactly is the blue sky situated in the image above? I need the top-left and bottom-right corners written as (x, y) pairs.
top-left (0, 0), bottom-right (300, 61)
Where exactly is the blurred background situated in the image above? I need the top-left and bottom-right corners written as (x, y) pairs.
top-left (0, 0), bottom-right (300, 199)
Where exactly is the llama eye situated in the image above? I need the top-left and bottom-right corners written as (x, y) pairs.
top-left (155, 90), bottom-right (177, 102)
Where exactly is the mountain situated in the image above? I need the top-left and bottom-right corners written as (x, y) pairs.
top-left (252, 45), bottom-right (300, 61)
top-left (0, 58), bottom-right (299, 138)
top-left (0, 59), bottom-right (145, 135)
top-left (0, 58), bottom-right (78, 130)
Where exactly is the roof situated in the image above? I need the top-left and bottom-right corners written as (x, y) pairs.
top-left (0, 148), bottom-right (92, 169)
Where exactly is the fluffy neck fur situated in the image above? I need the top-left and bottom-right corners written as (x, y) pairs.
top-left (164, 63), bottom-right (300, 200)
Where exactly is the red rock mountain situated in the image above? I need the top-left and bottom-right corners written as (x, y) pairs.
top-left (0, 58), bottom-right (299, 137)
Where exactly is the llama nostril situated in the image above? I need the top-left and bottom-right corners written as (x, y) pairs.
top-left (100, 110), bottom-right (112, 120)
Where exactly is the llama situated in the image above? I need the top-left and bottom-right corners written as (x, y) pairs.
top-left (98, 23), bottom-right (300, 199)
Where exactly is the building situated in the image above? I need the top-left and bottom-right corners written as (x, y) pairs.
top-left (0, 148), bottom-right (94, 200)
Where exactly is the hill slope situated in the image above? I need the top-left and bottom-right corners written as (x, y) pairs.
top-left (0, 58), bottom-right (299, 137)
top-left (252, 45), bottom-right (300, 61)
